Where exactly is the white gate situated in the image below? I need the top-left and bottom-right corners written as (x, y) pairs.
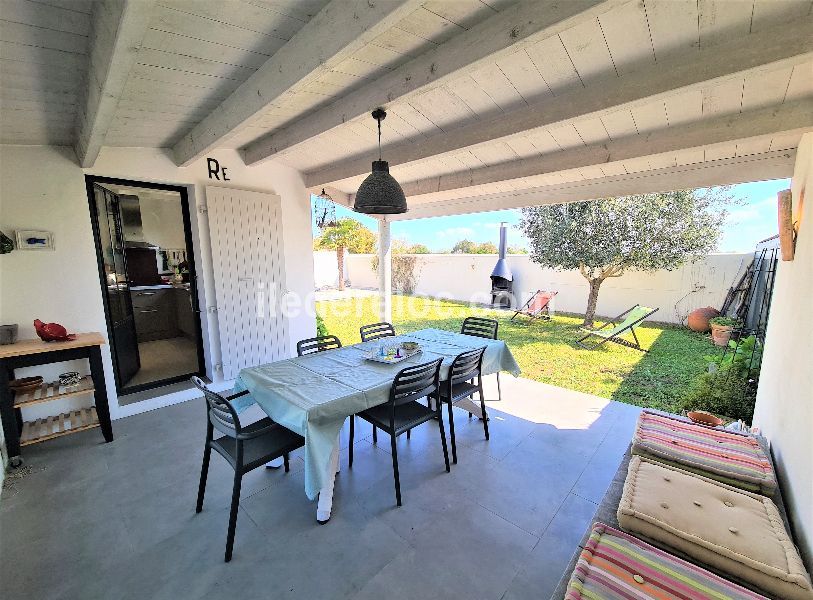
top-left (207, 186), bottom-right (288, 380)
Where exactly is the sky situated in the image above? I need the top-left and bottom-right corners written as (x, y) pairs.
top-left (312, 178), bottom-right (791, 254)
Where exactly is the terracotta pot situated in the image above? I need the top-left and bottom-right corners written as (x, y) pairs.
top-left (710, 324), bottom-right (733, 347)
top-left (687, 306), bottom-right (720, 332)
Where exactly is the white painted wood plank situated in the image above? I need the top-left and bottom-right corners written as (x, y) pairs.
top-left (448, 74), bottom-right (502, 118)
top-left (664, 89), bottom-right (703, 126)
top-left (702, 77), bottom-right (743, 116)
top-left (598, 0), bottom-right (655, 75)
top-left (0, 39), bottom-right (86, 69)
top-left (370, 24), bottom-right (435, 58)
top-left (423, 0), bottom-right (499, 29)
top-left (698, 0), bottom-right (753, 47)
top-left (548, 124), bottom-right (585, 150)
top-left (769, 131), bottom-right (803, 150)
top-left (0, 85), bottom-right (78, 104)
top-left (601, 109), bottom-right (638, 139)
top-left (136, 47), bottom-right (257, 80)
top-left (0, 70), bottom-right (79, 92)
top-left (469, 141), bottom-right (518, 166)
top-left (130, 63), bottom-right (240, 89)
top-left (504, 135), bottom-right (540, 159)
top-left (784, 62), bottom-right (813, 100)
top-left (396, 6), bottom-right (465, 45)
top-left (751, 0), bottom-right (812, 32)
top-left (741, 66), bottom-right (794, 110)
top-left (705, 144), bottom-right (738, 161)
top-left (0, 0), bottom-right (91, 35)
top-left (524, 34), bottom-right (580, 96)
top-left (643, 0), bottom-right (699, 60)
top-left (408, 86), bottom-right (476, 131)
top-left (0, 57), bottom-right (84, 85)
top-left (160, 0), bottom-right (304, 41)
top-left (572, 117), bottom-right (609, 145)
top-left (630, 100), bottom-right (668, 133)
top-left (141, 28), bottom-right (271, 69)
top-left (559, 17), bottom-right (617, 84)
top-left (469, 62), bottom-right (526, 111)
top-left (0, 18), bottom-right (87, 54)
top-left (735, 137), bottom-right (772, 156)
top-left (331, 56), bottom-right (388, 80)
top-left (27, 0), bottom-right (93, 14)
top-left (150, 5), bottom-right (287, 55)
top-left (495, 48), bottom-right (551, 103)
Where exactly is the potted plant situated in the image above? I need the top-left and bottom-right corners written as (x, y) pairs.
top-left (709, 316), bottom-right (739, 347)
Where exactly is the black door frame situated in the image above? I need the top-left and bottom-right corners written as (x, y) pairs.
top-left (85, 175), bottom-right (206, 396)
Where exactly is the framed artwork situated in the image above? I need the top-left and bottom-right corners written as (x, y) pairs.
top-left (15, 230), bottom-right (55, 250)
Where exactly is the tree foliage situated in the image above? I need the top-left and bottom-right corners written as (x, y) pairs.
top-left (451, 239), bottom-right (499, 254)
top-left (519, 188), bottom-right (735, 325)
top-left (314, 217), bottom-right (375, 254)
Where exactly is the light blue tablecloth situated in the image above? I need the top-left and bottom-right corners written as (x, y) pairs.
top-left (233, 329), bottom-right (521, 499)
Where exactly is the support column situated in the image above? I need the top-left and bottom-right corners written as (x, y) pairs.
top-left (378, 218), bottom-right (392, 322)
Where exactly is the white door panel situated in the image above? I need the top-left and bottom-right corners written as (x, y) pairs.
top-left (207, 186), bottom-right (288, 380)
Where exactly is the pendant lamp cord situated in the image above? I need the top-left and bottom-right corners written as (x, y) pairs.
top-left (377, 116), bottom-right (382, 160)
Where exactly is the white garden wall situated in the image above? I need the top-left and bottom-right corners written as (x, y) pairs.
top-left (345, 252), bottom-right (750, 324)
top-left (314, 249), bottom-right (348, 289)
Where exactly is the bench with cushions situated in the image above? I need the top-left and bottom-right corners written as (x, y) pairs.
top-left (552, 411), bottom-right (812, 600)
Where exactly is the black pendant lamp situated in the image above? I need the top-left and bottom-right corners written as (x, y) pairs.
top-left (353, 108), bottom-right (407, 214)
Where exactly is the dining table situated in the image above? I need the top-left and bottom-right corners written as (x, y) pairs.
top-left (232, 328), bottom-right (521, 522)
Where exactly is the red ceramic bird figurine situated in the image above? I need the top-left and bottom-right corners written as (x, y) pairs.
top-left (34, 319), bottom-right (76, 342)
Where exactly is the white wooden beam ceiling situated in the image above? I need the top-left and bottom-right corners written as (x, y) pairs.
top-left (384, 149), bottom-right (796, 221)
top-left (386, 100), bottom-right (812, 197)
top-left (241, 0), bottom-right (625, 166)
top-left (169, 0), bottom-right (423, 166)
top-left (306, 16), bottom-right (813, 188)
top-left (75, 0), bottom-right (155, 167)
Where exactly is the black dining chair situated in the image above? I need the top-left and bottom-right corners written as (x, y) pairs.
top-left (192, 376), bottom-right (305, 562)
top-left (297, 334), bottom-right (342, 356)
top-left (460, 316), bottom-right (502, 402)
top-left (436, 347), bottom-right (488, 464)
top-left (359, 321), bottom-right (396, 342)
top-left (349, 358), bottom-right (449, 506)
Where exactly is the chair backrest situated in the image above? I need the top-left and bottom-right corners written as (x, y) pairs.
top-left (608, 305), bottom-right (657, 336)
top-left (449, 346), bottom-right (486, 386)
top-left (360, 321), bottom-right (396, 342)
top-left (461, 316), bottom-right (498, 340)
top-left (191, 376), bottom-right (241, 438)
top-left (297, 334), bottom-right (342, 356)
top-left (390, 358), bottom-right (442, 406)
top-left (528, 290), bottom-right (556, 314)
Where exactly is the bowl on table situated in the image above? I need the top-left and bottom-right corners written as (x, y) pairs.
top-left (9, 376), bottom-right (43, 394)
top-left (400, 342), bottom-right (420, 353)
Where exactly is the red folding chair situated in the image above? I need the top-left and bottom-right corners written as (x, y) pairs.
top-left (511, 290), bottom-right (557, 322)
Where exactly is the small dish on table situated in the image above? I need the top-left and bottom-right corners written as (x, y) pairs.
top-left (687, 410), bottom-right (724, 427)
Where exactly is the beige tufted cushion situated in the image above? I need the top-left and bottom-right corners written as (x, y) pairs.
top-left (618, 456), bottom-right (813, 600)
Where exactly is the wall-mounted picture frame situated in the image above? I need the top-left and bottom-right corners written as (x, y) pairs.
top-left (15, 230), bottom-right (54, 251)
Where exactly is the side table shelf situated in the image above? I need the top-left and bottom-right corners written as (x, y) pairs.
top-left (21, 407), bottom-right (99, 446)
top-left (14, 376), bottom-right (95, 409)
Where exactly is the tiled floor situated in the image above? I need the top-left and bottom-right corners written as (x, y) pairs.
top-left (125, 336), bottom-right (200, 391)
top-left (0, 376), bottom-right (641, 600)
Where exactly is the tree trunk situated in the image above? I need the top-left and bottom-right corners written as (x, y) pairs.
top-left (336, 246), bottom-right (345, 291)
top-left (583, 278), bottom-right (604, 327)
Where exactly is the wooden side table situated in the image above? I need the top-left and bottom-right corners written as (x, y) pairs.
top-left (0, 332), bottom-right (113, 467)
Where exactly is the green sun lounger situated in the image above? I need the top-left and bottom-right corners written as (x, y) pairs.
top-left (576, 304), bottom-right (658, 351)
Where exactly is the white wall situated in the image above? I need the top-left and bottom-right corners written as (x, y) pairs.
top-left (313, 249), bottom-right (348, 289)
top-left (138, 191), bottom-right (187, 250)
top-left (753, 133), bottom-right (813, 570)
top-left (345, 252), bottom-right (748, 324)
top-left (0, 145), bottom-right (315, 422)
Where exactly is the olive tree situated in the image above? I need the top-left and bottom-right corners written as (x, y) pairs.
top-left (519, 188), bottom-right (734, 327)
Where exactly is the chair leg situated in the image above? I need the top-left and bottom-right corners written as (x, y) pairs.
top-left (225, 470), bottom-right (243, 562)
top-left (496, 372), bottom-right (502, 402)
top-left (372, 425), bottom-right (377, 444)
top-left (479, 386), bottom-right (490, 440)
top-left (349, 416), bottom-right (354, 468)
top-left (406, 429), bottom-right (411, 440)
top-left (447, 401), bottom-right (458, 464)
top-left (283, 453), bottom-right (290, 473)
top-left (389, 432), bottom-right (402, 507)
top-left (437, 405), bottom-right (451, 473)
top-left (196, 444), bottom-right (211, 513)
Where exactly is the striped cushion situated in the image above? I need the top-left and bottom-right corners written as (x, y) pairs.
top-left (566, 522), bottom-right (767, 599)
top-left (631, 411), bottom-right (776, 495)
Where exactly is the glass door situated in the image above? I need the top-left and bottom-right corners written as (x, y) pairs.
top-left (92, 184), bottom-right (141, 386)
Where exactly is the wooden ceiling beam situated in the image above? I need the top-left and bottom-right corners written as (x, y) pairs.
top-left (242, 0), bottom-right (623, 166)
top-left (307, 16), bottom-right (813, 188)
top-left (74, 0), bottom-right (155, 168)
top-left (170, 0), bottom-right (422, 167)
top-left (385, 100), bottom-right (812, 198)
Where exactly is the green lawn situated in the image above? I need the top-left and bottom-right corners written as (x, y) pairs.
top-left (316, 294), bottom-right (713, 413)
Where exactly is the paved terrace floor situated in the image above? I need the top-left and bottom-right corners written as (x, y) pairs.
top-left (1, 376), bottom-right (641, 600)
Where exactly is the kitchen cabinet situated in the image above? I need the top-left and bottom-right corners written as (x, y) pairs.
top-left (131, 288), bottom-right (177, 341)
